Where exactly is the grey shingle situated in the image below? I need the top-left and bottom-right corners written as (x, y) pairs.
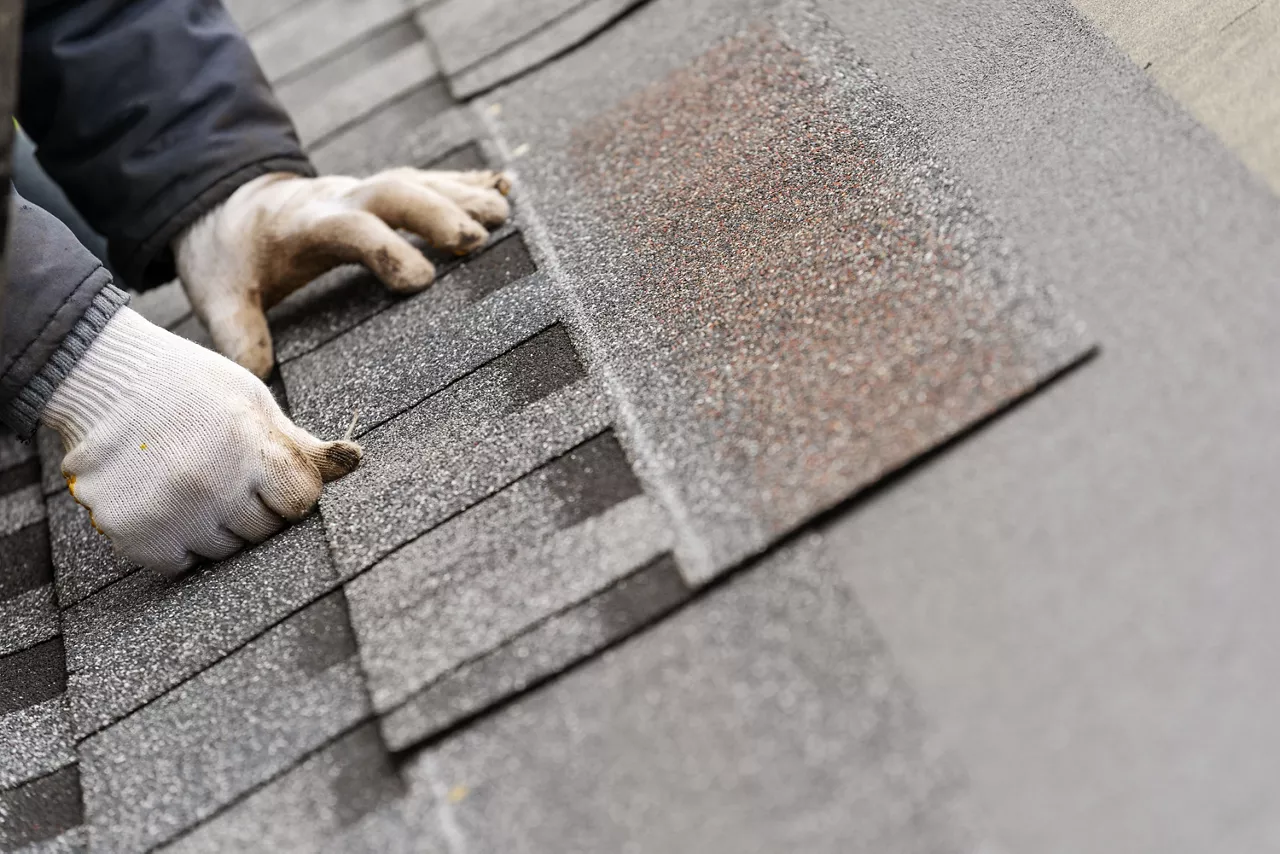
top-left (36, 428), bottom-right (64, 497)
top-left (267, 226), bottom-right (515, 367)
top-left (0, 585), bottom-right (58, 659)
top-left (46, 490), bottom-right (136, 609)
top-left (286, 40), bottom-right (439, 148)
top-left (407, 533), bottom-right (970, 854)
top-left (158, 724), bottom-right (442, 854)
top-left (248, 0), bottom-right (407, 83)
top-left (381, 552), bottom-right (691, 750)
top-left (0, 520), bottom-right (52, 604)
top-left (319, 323), bottom-right (612, 575)
top-left (129, 282), bottom-right (191, 331)
top-left (309, 92), bottom-right (478, 177)
top-left (0, 484), bottom-right (44, 537)
top-left (0, 434), bottom-right (39, 495)
top-left (272, 17), bottom-right (423, 118)
top-left (222, 0), bottom-right (307, 35)
top-left (0, 766), bottom-right (84, 851)
top-left (62, 515), bottom-right (336, 739)
top-left (79, 592), bottom-right (369, 854)
top-left (448, 0), bottom-right (643, 98)
top-left (0, 636), bottom-right (66, 717)
top-left (483, 6), bottom-right (1092, 584)
top-left (421, 0), bottom-right (643, 96)
top-left (0, 430), bottom-right (36, 475)
top-left (281, 236), bottom-right (542, 437)
top-left (0, 695), bottom-right (74, 789)
top-left (350, 430), bottom-right (669, 719)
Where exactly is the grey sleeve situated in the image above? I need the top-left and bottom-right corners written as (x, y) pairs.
top-left (0, 193), bottom-right (129, 438)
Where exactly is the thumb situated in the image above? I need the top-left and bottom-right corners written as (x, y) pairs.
top-left (279, 418), bottom-right (363, 482)
top-left (197, 289), bottom-right (277, 380)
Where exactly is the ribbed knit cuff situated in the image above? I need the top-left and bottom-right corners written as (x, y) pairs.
top-left (5, 284), bottom-right (131, 437)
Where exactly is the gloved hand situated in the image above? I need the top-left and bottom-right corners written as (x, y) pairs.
top-left (41, 306), bottom-right (361, 575)
top-left (174, 167), bottom-right (512, 378)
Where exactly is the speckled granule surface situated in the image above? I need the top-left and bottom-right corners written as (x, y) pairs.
top-left (492, 12), bottom-right (1090, 582)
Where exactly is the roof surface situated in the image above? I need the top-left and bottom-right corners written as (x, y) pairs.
top-left (2, 0), bottom-right (1279, 852)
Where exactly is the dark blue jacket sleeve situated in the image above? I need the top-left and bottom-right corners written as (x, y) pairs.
top-left (17, 0), bottom-right (314, 290)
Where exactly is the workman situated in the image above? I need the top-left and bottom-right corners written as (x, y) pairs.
top-left (1, 0), bottom-right (510, 573)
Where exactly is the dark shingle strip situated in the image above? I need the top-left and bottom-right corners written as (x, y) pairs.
top-left (62, 515), bottom-right (336, 740)
top-left (281, 238), bottom-right (542, 437)
top-left (78, 592), bottom-right (370, 854)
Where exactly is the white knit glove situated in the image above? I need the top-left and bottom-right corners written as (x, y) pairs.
top-left (41, 307), bottom-right (361, 575)
top-left (175, 167), bottom-right (511, 378)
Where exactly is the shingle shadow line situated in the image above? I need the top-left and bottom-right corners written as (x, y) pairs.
top-left (349, 303), bottom-right (557, 441)
top-left (436, 0), bottom-right (612, 81)
top-left (0, 756), bottom-right (77, 796)
top-left (69, 427), bottom-right (614, 743)
top-left (271, 10), bottom-right (420, 90)
top-left (378, 550), bottom-right (688, 724)
top-left (140, 717), bottom-right (374, 854)
top-left (303, 75), bottom-right (452, 153)
top-left (0, 629), bottom-right (62, 665)
top-left (272, 225), bottom-right (519, 367)
top-left (240, 0), bottom-right (312, 38)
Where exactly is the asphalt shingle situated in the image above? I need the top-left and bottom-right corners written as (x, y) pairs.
top-left (284, 37), bottom-right (439, 148)
top-left (78, 592), bottom-right (369, 854)
top-left (129, 282), bottom-right (192, 332)
top-left (420, 0), bottom-right (644, 98)
top-left (222, 0), bottom-right (306, 35)
top-left (408, 533), bottom-right (971, 853)
top-left (349, 431), bottom-right (670, 719)
top-left (62, 515), bottom-right (336, 739)
top-left (0, 483), bottom-right (45, 537)
top-left (0, 430), bottom-right (36, 475)
top-left (0, 696), bottom-right (75, 789)
top-left (0, 766), bottom-right (84, 852)
top-left (380, 552), bottom-right (691, 750)
top-left (447, 0), bottom-right (642, 98)
top-left (309, 91), bottom-right (479, 177)
top-left (483, 2), bottom-right (1092, 584)
top-left (0, 585), bottom-right (58, 659)
top-left (158, 724), bottom-right (438, 854)
top-left (46, 490), bottom-right (136, 610)
top-left (36, 428), bottom-right (64, 497)
top-left (247, 0), bottom-right (407, 84)
top-left (319, 322), bottom-right (612, 575)
top-left (281, 235), bottom-right (542, 437)
top-left (0, 637), bottom-right (74, 791)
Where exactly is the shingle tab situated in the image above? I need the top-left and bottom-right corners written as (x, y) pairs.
top-left (319, 323), bottom-right (612, 574)
top-left (46, 490), bottom-right (136, 609)
top-left (63, 515), bottom-right (336, 738)
top-left (0, 521), bottom-right (52, 602)
top-left (281, 239), bottom-right (543, 437)
top-left (0, 430), bottom-right (36, 476)
top-left (309, 93), bottom-right (478, 177)
top-left (407, 533), bottom-right (969, 853)
top-left (448, 0), bottom-right (642, 98)
top-left (380, 553), bottom-right (691, 750)
top-left (79, 592), bottom-right (369, 854)
top-left (159, 724), bottom-right (431, 854)
top-left (0, 585), bottom-right (58, 658)
top-left (0, 765), bottom-right (84, 851)
top-left (0, 636), bottom-right (67, 717)
top-left (0, 483), bottom-right (44, 537)
top-left (484, 9), bottom-right (1093, 584)
top-left (248, 0), bottom-right (407, 83)
top-left (129, 282), bottom-right (192, 331)
top-left (36, 427), bottom-right (64, 497)
top-left (349, 430), bottom-right (667, 719)
top-left (295, 48), bottom-right (440, 149)
top-left (0, 695), bottom-right (75, 788)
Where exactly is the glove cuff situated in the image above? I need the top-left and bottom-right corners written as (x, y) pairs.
top-left (41, 307), bottom-right (177, 446)
top-left (6, 283), bottom-right (131, 437)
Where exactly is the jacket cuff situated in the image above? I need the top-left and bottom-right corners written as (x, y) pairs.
top-left (113, 154), bottom-right (317, 291)
top-left (3, 284), bottom-right (131, 436)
